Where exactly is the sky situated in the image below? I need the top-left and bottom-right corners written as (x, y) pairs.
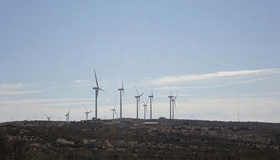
top-left (0, 0), bottom-right (280, 123)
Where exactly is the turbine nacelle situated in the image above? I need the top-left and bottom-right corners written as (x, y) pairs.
top-left (135, 93), bottom-right (144, 98)
top-left (93, 87), bottom-right (105, 92)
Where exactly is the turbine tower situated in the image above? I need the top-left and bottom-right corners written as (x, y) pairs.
top-left (134, 86), bottom-right (144, 119)
top-left (148, 91), bottom-right (154, 119)
top-left (111, 101), bottom-right (118, 120)
top-left (168, 89), bottom-right (174, 119)
top-left (143, 100), bottom-right (148, 120)
top-left (171, 93), bottom-right (178, 119)
top-left (65, 110), bottom-right (70, 122)
top-left (84, 106), bottom-right (92, 121)
top-left (118, 76), bottom-right (124, 119)
top-left (92, 69), bottom-right (105, 119)
top-left (43, 113), bottom-right (52, 121)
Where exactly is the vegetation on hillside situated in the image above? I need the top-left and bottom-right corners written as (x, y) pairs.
top-left (1, 120), bottom-right (280, 160)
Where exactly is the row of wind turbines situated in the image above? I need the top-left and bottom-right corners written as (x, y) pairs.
top-left (33, 69), bottom-right (179, 122)
top-left (93, 69), bottom-right (179, 121)
top-left (40, 105), bottom-right (93, 122)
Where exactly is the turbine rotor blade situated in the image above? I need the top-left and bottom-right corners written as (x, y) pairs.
top-left (174, 92), bottom-right (179, 100)
top-left (121, 75), bottom-right (125, 96)
top-left (100, 88), bottom-right (105, 92)
top-left (94, 69), bottom-right (99, 87)
top-left (43, 112), bottom-right (48, 118)
top-left (121, 75), bottom-right (124, 89)
top-left (135, 86), bottom-right (139, 96)
top-left (139, 92), bottom-right (144, 97)
top-left (84, 105), bottom-right (88, 112)
top-left (169, 86), bottom-right (172, 96)
top-left (114, 100), bottom-right (117, 109)
top-left (115, 110), bottom-right (118, 117)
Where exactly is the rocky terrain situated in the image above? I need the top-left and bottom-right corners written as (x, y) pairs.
top-left (1, 118), bottom-right (280, 160)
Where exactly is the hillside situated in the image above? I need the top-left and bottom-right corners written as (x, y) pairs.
top-left (1, 119), bottom-right (280, 160)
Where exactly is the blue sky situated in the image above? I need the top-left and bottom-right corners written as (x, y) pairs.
top-left (0, 0), bottom-right (280, 122)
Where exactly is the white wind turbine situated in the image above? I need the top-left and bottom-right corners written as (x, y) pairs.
top-left (26, 116), bottom-right (37, 121)
top-left (148, 90), bottom-right (154, 119)
top-left (134, 86), bottom-right (144, 119)
top-left (111, 101), bottom-right (118, 120)
top-left (65, 110), bottom-right (70, 122)
top-left (118, 76), bottom-right (124, 119)
top-left (92, 69), bottom-right (105, 119)
top-left (84, 106), bottom-right (92, 121)
top-left (143, 100), bottom-right (149, 120)
top-left (43, 113), bottom-right (52, 121)
top-left (171, 93), bottom-right (178, 119)
top-left (168, 88), bottom-right (174, 119)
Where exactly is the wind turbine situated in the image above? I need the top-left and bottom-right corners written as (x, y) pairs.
top-left (118, 76), bottom-right (124, 119)
top-left (168, 88), bottom-right (174, 119)
top-left (65, 110), bottom-right (70, 122)
top-left (111, 101), bottom-right (118, 120)
top-left (26, 116), bottom-right (37, 121)
top-left (92, 69), bottom-right (105, 119)
top-left (84, 105), bottom-right (92, 121)
top-left (148, 90), bottom-right (154, 119)
top-left (43, 113), bottom-right (52, 121)
top-left (134, 86), bottom-right (144, 119)
top-left (143, 100), bottom-right (149, 120)
top-left (171, 93), bottom-right (179, 119)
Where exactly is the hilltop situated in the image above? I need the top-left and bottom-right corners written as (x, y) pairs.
top-left (1, 118), bottom-right (280, 160)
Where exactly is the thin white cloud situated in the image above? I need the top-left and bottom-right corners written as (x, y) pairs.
top-left (43, 81), bottom-right (58, 85)
top-left (157, 75), bottom-right (280, 90)
top-left (0, 90), bottom-right (42, 96)
top-left (0, 83), bottom-right (43, 96)
top-left (0, 97), bottom-right (112, 107)
top-left (0, 83), bottom-right (27, 90)
top-left (73, 79), bottom-right (91, 84)
top-left (150, 68), bottom-right (280, 85)
top-left (157, 87), bottom-right (181, 90)
top-left (0, 82), bottom-right (58, 90)
top-left (35, 81), bottom-right (58, 85)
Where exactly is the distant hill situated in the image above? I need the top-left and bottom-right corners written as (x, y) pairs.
top-left (1, 119), bottom-right (280, 159)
